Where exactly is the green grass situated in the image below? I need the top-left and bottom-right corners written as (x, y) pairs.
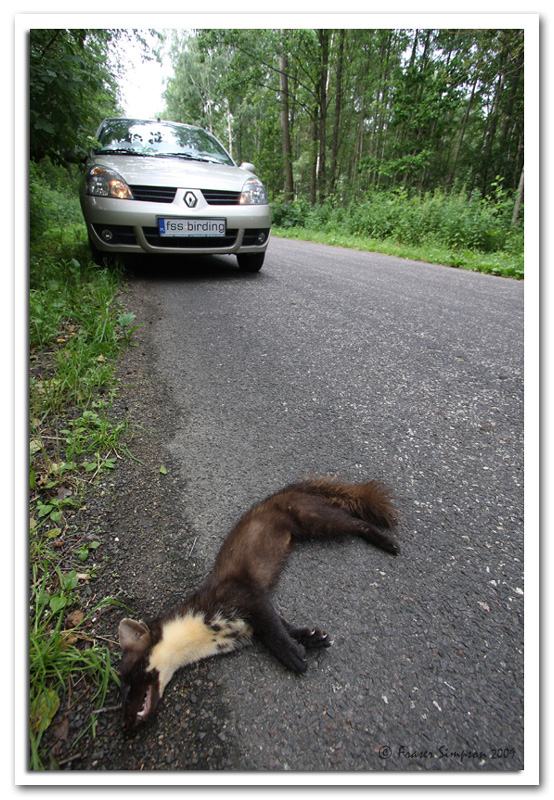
top-left (29, 566), bottom-right (128, 769)
top-left (29, 160), bottom-right (137, 769)
top-left (272, 226), bottom-right (524, 279)
top-left (270, 187), bottom-right (524, 279)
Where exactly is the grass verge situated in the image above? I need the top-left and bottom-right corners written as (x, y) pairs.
top-left (272, 226), bottom-right (524, 279)
top-left (29, 161), bottom-right (137, 769)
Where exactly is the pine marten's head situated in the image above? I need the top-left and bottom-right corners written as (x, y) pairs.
top-left (118, 618), bottom-right (161, 733)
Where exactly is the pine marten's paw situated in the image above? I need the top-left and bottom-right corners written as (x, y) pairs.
top-left (278, 640), bottom-right (309, 673)
top-left (289, 626), bottom-right (332, 649)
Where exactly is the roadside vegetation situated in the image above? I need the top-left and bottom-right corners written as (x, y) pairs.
top-left (164, 29), bottom-right (524, 280)
top-left (270, 185), bottom-right (523, 279)
top-left (29, 160), bottom-right (137, 769)
top-left (28, 29), bottom-right (158, 770)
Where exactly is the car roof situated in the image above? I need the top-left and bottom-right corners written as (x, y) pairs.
top-left (98, 118), bottom-right (203, 132)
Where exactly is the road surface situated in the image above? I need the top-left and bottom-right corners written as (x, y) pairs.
top-left (70, 237), bottom-right (525, 773)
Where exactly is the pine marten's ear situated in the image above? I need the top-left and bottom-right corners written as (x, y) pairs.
top-left (119, 618), bottom-right (152, 654)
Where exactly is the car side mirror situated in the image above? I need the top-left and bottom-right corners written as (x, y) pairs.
top-left (239, 162), bottom-right (257, 173)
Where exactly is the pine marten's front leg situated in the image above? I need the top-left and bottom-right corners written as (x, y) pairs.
top-left (247, 596), bottom-right (309, 673)
top-left (280, 616), bottom-right (332, 648)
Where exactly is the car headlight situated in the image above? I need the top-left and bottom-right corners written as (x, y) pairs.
top-left (239, 176), bottom-right (268, 205)
top-left (85, 165), bottom-right (134, 199)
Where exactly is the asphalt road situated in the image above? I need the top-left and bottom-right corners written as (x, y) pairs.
top-left (83, 237), bottom-right (525, 773)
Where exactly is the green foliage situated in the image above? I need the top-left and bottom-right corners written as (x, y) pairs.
top-left (163, 28), bottom-right (524, 208)
top-left (29, 163), bottom-right (131, 419)
top-left (270, 196), bottom-right (312, 228)
top-left (30, 30), bottom-right (118, 164)
top-left (30, 160), bottom-right (83, 245)
top-left (29, 29), bottom-right (163, 165)
top-left (272, 185), bottom-right (523, 278)
top-left (164, 29), bottom-right (283, 184)
top-left (273, 185), bottom-right (520, 252)
top-left (61, 407), bottom-right (128, 464)
top-left (29, 566), bottom-right (123, 769)
top-left (29, 159), bottom-right (137, 769)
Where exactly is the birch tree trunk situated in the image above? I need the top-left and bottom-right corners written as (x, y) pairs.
top-left (279, 31), bottom-right (294, 202)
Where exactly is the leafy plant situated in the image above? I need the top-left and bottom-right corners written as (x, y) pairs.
top-left (117, 311), bottom-right (140, 345)
top-left (77, 540), bottom-right (101, 562)
top-left (28, 159), bottom-right (138, 769)
top-left (272, 185), bottom-right (523, 279)
top-left (29, 567), bottom-right (124, 769)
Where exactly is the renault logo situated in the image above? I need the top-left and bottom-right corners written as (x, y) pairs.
top-left (184, 191), bottom-right (197, 208)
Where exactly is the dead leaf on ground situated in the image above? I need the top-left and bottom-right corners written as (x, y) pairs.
top-left (50, 715), bottom-right (69, 741)
top-left (67, 610), bottom-right (85, 627)
top-left (31, 688), bottom-right (60, 734)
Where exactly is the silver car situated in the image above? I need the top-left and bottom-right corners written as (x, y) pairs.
top-left (80, 118), bottom-right (271, 272)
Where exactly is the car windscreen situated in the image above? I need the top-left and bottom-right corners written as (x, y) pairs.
top-left (94, 120), bottom-right (234, 165)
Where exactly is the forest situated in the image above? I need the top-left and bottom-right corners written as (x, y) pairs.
top-left (30, 27), bottom-right (524, 275)
top-left (163, 28), bottom-right (525, 271)
top-left (165, 29), bottom-right (524, 208)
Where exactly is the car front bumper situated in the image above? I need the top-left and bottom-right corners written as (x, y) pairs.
top-left (80, 193), bottom-right (271, 256)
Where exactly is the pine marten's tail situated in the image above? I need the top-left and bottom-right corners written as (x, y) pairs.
top-left (297, 476), bottom-right (398, 530)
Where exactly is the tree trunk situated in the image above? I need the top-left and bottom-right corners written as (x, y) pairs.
top-left (226, 99), bottom-right (233, 159)
top-left (408, 30), bottom-right (419, 69)
top-left (317, 29), bottom-right (329, 201)
top-left (351, 92), bottom-right (365, 191)
top-left (279, 31), bottom-right (294, 202)
top-left (496, 43), bottom-right (524, 188)
top-left (481, 35), bottom-right (506, 194)
top-left (372, 32), bottom-right (392, 188)
top-left (329, 29), bottom-right (345, 196)
top-left (447, 76), bottom-right (477, 189)
top-left (310, 115), bottom-right (318, 205)
top-left (511, 167), bottom-right (524, 227)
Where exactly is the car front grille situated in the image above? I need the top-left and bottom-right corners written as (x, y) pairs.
top-left (130, 185), bottom-right (177, 203)
top-left (201, 190), bottom-right (241, 205)
top-left (129, 186), bottom-right (241, 205)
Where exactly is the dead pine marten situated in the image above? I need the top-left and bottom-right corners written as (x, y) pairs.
top-left (118, 477), bottom-right (399, 732)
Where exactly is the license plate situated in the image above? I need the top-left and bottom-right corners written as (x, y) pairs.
top-left (158, 218), bottom-right (226, 237)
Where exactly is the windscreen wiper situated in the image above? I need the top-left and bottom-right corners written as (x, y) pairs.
top-left (153, 152), bottom-right (215, 163)
top-left (95, 148), bottom-right (148, 156)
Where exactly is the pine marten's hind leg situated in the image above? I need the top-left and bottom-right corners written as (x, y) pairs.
top-left (291, 497), bottom-right (400, 555)
top-left (357, 519), bottom-right (400, 555)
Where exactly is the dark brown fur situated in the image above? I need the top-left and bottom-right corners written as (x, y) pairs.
top-left (119, 477), bottom-right (399, 732)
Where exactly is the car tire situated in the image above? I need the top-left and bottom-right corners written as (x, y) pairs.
top-left (88, 236), bottom-right (115, 267)
top-left (237, 253), bottom-right (265, 272)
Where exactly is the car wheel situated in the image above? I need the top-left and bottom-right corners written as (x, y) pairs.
top-left (88, 236), bottom-right (116, 267)
top-left (237, 253), bottom-right (265, 272)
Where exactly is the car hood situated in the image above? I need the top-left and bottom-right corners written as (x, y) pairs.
top-left (87, 155), bottom-right (256, 190)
